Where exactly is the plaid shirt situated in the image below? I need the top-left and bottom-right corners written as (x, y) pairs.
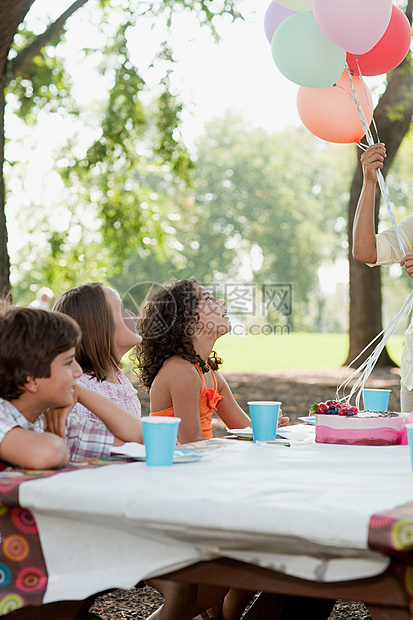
top-left (0, 399), bottom-right (114, 462)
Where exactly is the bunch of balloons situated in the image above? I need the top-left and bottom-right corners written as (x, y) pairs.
top-left (265, 0), bottom-right (412, 143)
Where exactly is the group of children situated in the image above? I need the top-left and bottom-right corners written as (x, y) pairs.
top-left (0, 284), bottom-right (143, 470)
top-left (1, 277), bottom-right (289, 620)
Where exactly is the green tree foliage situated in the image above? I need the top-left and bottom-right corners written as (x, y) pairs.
top-left (111, 113), bottom-right (354, 330)
top-left (1, 0), bottom-right (243, 297)
top-left (15, 108), bottom-right (356, 329)
top-left (8, 29), bottom-right (78, 122)
top-left (187, 115), bottom-right (354, 329)
top-left (192, 116), bottom-right (352, 272)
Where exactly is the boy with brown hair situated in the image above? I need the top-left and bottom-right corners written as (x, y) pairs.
top-left (0, 302), bottom-right (143, 470)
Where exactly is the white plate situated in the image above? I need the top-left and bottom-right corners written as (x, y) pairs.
top-left (173, 450), bottom-right (204, 463)
top-left (112, 444), bottom-right (204, 463)
top-left (298, 416), bottom-right (316, 425)
top-left (227, 427), bottom-right (253, 439)
top-left (226, 428), bottom-right (290, 441)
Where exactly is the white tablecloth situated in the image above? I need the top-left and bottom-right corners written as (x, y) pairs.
top-left (18, 427), bottom-right (413, 603)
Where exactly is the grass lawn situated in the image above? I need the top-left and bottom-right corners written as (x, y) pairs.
top-left (215, 332), bottom-right (404, 373)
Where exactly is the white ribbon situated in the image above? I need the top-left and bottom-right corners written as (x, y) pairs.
top-left (337, 290), bottom-right (413, 408)
top-left (336, 66), bottom-right (411, 406)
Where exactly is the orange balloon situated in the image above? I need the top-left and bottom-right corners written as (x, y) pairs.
top-left (296, 71), bottom-right (373, 143)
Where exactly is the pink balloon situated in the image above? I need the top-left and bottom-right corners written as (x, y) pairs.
top-left (313, 0), bottom-right (392, 55)
top-left (297, 70), bottom-right (373, 143)
top-left (347, 6), bottom-right (412, 76)
top-left (264, 2), bottom-right (296, 44)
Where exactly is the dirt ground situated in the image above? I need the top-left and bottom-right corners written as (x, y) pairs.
top-left (90, 366), bottom-right (402, 620)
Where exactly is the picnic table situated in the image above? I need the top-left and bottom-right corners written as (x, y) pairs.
top-left (1, 425), bottom-right (413, 619)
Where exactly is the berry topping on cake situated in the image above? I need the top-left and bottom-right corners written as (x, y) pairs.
top-left (309, 401), bottom-right (358, 416)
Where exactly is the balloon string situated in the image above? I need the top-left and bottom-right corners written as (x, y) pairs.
top-left (353, 57), bottom-right (381, 144)
top-left (344, 63), bottom-right (408, 256)
top-left (335, 65), bottom-right (412, 407)
top-left (336, 290), bottom-right (413, 408)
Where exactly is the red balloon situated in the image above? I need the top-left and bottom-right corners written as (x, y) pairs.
top-left (297, 71), bottom-right (373, 144)
top-left (347, 6), bottom-right (411, 76)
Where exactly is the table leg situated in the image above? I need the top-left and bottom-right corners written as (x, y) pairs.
top-left (242, 592), bottom-right (335, 620)
top-left (6, 596), bottom-right (96, 620)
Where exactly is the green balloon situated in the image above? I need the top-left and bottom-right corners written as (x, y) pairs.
top-left (271, 12), bottom-right (346, 88)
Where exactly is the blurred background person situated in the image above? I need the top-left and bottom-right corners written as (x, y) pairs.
top-left (30, 287), bottom-right (54, 310)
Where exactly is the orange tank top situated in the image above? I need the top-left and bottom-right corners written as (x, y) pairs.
top-left (150, 364), bottom-right (223, 439)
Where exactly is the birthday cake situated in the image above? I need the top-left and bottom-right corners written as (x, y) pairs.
top-left (311, 401), bottom-right (406, 446)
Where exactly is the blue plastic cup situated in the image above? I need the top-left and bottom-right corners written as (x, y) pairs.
top-left (363, 388), bottom-right (391, 412)
top-left (141, 417), bottom-right (181, 466)
top-left (247, 401), bottom-right (281, 442)
top-left (406, 424), bottom-right (413, 471)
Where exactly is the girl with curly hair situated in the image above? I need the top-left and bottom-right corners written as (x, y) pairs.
top-left (135, 278), bottom-right (288, 620)
top-left (136, 278), bottom-right (263, 444)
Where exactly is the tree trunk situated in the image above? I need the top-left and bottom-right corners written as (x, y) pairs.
top-left (0, 77), bottom-right (9, 298)
top-left (0, 0), bottom-right (35, 297)
top-left (345, 7), bottom-right (413, 367)
top-left (0, 1), bottom-right (36, 76)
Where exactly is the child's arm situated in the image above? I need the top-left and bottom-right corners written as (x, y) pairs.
top-left (214, 372), bottom-right (251, 429)
top-left (45, 386), bottom-right (143, 445)
top-left (151, 362), bottom-right (204, 444)
top-left (74, 385), bottom-right (143, 444)
top-left (215, 371), bottom-right (289, 429)
top-left (0, 428), bottom-right (70, 469)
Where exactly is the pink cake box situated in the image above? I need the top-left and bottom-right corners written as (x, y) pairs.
top-left (315, 411), bottom-right (408, 446)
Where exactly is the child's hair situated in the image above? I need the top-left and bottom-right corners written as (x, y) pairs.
top-left (136, 278), bottom-right (222, 390)
top-left (53, 282), bottom-right (120, 381)
top-left (0, 300), bottom-right (81, 400)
